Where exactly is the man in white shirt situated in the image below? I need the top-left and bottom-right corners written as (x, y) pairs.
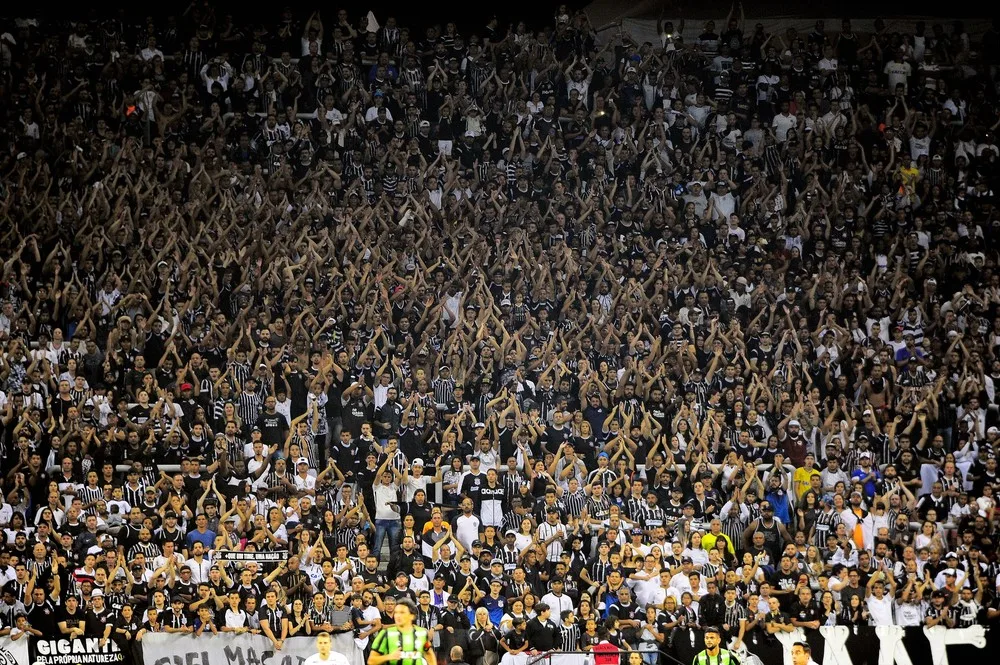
top-left (884, 52), bottom-right (912, 94)
top-left (865, 570), bottom-right (896, 626)
top-left (772, 101), bottom-right (797, 142)
top-left (0, 301), bottom-right (13, 335)
top-left (139, 37), bottom-right (164, 62)
top-left (453, 498), bottom-right (482, 553)
top-left (709, 181), bottom-right (736, 220)
top-left (373, 468), bottom-right (403, 558)
top-left (628, 557), bottom-right (664, 607)
top-left (184, 541), bottom-right (213, 585)
top-left (644, 570), bottom-right (682, 609)
top-left (728, 277), bottom-right (752, 311)
top-left (540, 577), bottom-right (575, 626)
top-left (669, 558), bottom-right (708, 597)
top-left (293, 458), bottom-right (316, 495)
top-left (304, 632), bottom-right (351, 665)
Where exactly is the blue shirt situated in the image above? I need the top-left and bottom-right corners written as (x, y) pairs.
top-left (187, 528), bottom-right (217, 550)
top-left (765, 488), bottom-right (791, 525)
top-left (479, 594), bottom-right (506, 625)
top-left (851, 467), bottom-right (881, 499)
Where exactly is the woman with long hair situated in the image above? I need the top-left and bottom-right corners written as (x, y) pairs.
top-left (577, 597), bottom-right (596, 624)
top-left (914, 520), bottom-right (945, 552)
top-left (286, 598), bottom-right (308, 636)
top-left (522, 593), bottom-right (537, 620)
top-left (803, 546), bottom-right (824, 588)
top-left (514, 517), bottom-right (535, 552)
top-left (4, 512), bottom-right (31, 544)
top-left (838, 594), bottom-right (869, 626)
top-left (468, 607), bottom-right (503, 665)
top-left (441, 456), bottom-right (465, 509)
top-left (819, 591), bottom-right (838, 627)
top-left (320, 509), bottom-right (339, 541)
top-left (399, 513), bottom-right (424, 552)
top-left (660, 596), bottom-right (681, 649)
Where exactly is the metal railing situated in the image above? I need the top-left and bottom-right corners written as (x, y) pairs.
top-left (526, 649), bottom-right (685, 665)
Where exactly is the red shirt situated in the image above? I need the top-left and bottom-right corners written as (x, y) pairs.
top-left (592, 641), bottom-right (620, 665)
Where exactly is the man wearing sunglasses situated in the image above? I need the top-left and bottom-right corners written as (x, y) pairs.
top-left (741, 501), bottom-right (794, 564)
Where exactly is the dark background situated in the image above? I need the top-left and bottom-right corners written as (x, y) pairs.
top-left (2, 0), bottom-right (974, 35)
top-left (2, 1), bottom-right (587, 33)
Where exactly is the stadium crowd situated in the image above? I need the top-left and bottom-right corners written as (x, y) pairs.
top-left (0, 4), bottom-right (999, 665)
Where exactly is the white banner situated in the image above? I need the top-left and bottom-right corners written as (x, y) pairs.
top-left (140, 625), bottom-right (990, 665)
top-left (213, 551), bottom-right (289, 564)
top-left (0, 636), bottom-right (30, 665)
top-left (142, 633), bottom-right (316, 665)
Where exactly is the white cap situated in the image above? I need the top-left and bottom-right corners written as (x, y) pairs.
top-left (789, 419), bottom-right (801, 427)
top-left (296, 457), bottom-right (309, 466)
top-left (412, 458), bottom-right (424, 467)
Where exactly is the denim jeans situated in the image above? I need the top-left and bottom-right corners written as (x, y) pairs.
top-left (373, 518), bottom-right (401, 561)
top-left (638, 643), bottom-right (659, 665)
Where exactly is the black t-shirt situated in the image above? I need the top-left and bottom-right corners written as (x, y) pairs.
top-left (172, 580), bottom-right (198, 600)
top-left (27, 601), bottom-right (56, 634)
top-left (156, 526), bottom-right (185, 550)
top-left (115, 615), bottom-right (142, 641)
top-left (255, 411), bottom-right (289, 446)
top-left (58, 607), bottom-right (85, 631)
top-left (236, 581), bottom-right (265, 603)
top-left (790, 600), bottom-right (821, 626)
top-left (764, 610), bottom-right (791, 634)
top-left (342, 397), bottom-right (373, 437)
top-left (385, 586), bottom-right (416, 602)
top-left (769, 570), bottom-right (799, 610)
top-left (526, 617), bottom-right (558, 650)
top-left (461, 471), bottom-right (485, 503)
top-left (86, 608), bottom-right (112, 635)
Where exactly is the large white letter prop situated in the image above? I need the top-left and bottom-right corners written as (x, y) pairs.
top-left (875, 625), bottom-right (913, 665)
top-left (775, 628), bottom-right (807, 665)
top-left (819, 626), bottom-right (852, 665)
top-left (923, 625), bottom-right (987, 665)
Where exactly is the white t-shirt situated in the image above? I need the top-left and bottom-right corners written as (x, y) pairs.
top-left (884, 61), bottom-right (912, 93)
top-left (772, 113), bottom-right (797, 142)
top-left (294, 474), bottom-right (317, 493)
top-left (867, 593), bottom-right (895, 625)
top-left (895, 600), bottom-right (924, 627)
top-left (304, 653), bottom-right (351, 665)
top-left (628, 575), bottom-right (663, 607)
top-left (454, 514), bottom-right (482, 552)
top-left (540, 592), bottom-right (574, 625)
top-left (646, 585), bottom-right (682, 608)
top-left (373, 484), bottom-right (401, 521)
top-left (403, 475), bottom-right (430, 503)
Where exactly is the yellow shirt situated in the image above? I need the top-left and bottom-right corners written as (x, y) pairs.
top-left (792, 467), bottom-right (821, 501)
top-left (702, 531), bottom-right (735, 555)
top-left (898, 165), bottom-right (920, 194)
